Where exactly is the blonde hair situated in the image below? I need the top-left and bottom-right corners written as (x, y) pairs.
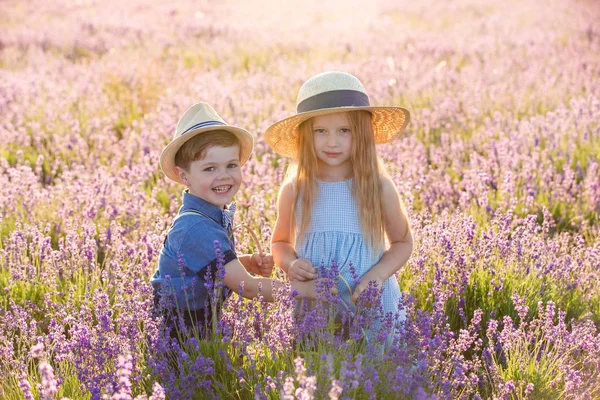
top-left (289, 110), bottom-right (409, 250)
top-left (175, 130), bottom-right (240, 171)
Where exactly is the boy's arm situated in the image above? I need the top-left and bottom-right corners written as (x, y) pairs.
top-left (222, 258), bottom-right (316, 301)
top-left (271, 181), bottom-right (316, 281)
top-left (351, 176), bottom-right (413, 304)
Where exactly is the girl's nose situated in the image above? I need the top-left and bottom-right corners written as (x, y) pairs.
top-left (327, 133), bottom-right (338, 146)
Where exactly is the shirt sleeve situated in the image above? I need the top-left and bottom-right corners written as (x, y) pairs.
top-left (178, 219), bottom-right (237, 274)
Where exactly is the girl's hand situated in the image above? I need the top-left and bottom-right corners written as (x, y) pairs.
top-left (289, 258), bottom-right (316, 281)
top-left (351, 276), bottom-right (384, 305)
top-left (291, 279), bottom-right (338, 300)
top-left (250, 253), bottom-right (274, 277)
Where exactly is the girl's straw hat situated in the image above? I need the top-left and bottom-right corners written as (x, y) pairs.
top-left (160, 102), bottom-right (254, 184)
top-left (264, 71), bottom-right (410, 158)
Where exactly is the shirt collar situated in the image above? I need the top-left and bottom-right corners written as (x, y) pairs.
top-left (181, 190), bottom-right (224, 225)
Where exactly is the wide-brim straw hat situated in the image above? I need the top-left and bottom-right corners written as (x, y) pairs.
top-left (160, 102), bottom-right (254, 184)
top-left (265, 71), bottom-right (410, 159)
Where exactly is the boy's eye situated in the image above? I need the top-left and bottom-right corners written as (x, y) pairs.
top-left (203, 167), bottom-right (215, 172)
top-left (227, 163), bottom-right (239, 168)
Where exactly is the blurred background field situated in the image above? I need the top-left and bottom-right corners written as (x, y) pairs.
top-left (1, 0), bottom-right (599, 398)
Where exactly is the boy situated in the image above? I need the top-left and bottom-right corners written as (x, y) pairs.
top-left (151, 102), bottom-right (320, 336)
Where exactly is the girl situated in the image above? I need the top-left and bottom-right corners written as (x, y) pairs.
top-left (266, 71), bottom-right (413, 340)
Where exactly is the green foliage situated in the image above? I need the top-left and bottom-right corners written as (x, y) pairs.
top-left (445, 264), bottom-right (600, 333)
top-left (397, 263), bottom-right (435, 313)
top-left (0, 216), bottom-right (17, 248)
top-left (491, 320), bottom-right (567, 399)
top-left (0, 268), bottom-right (49, 310)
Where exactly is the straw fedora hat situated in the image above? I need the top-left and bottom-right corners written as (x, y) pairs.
top-left (264, 71), bottom-right (410, 159)
top-left (160, 102), bottom-right (254, 184)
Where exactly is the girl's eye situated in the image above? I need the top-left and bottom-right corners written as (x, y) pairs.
top-left (340, 128), bottom-right (351, 134)
top-left (314, 129), bottom-right (327, 135)
top-left (204, 167), bottom-right (215, 172)
top-left (227, 163), bottom-right (239, 169)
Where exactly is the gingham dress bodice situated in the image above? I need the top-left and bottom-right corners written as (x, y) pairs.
top-left (295, 178), bottom-right (404, 322)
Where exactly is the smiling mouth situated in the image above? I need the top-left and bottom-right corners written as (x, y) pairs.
top-left (212, 185), bottom-right (232, 193)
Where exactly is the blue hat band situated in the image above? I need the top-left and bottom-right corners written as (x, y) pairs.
top-left (181, 120), bottom-right (226, 135)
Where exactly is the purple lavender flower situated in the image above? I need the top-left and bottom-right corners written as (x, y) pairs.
top-left (525, 383), bottom-right (535, 396)
top-left (112, 353), bottom-right (133, 400)
top-left (329, 380), bottom-right (344, 400)
top-left (214, 239), bottom-right (226, 284)
top-left (38, 362), bottom-right (59, 400)
top-left (18, 372), bottom-right (35, 400)
top-left (149, 382), bottom-right (166, 400)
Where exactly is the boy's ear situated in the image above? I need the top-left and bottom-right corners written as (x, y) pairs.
top-left (175, 166), bottom-right (189, 186)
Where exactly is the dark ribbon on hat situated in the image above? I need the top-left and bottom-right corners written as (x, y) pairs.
top-left (222, 202), bottom-right (236, 233)
top-left (182, 120), bottom-right (226, 135)
top-left (296, 90), bottom-right (370, 113)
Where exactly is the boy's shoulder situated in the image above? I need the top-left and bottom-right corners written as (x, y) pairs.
top-left (177, 209), bottom-right (220, 224)
top-left (173, 209), bottom-right (223, 234)
top-left (166, 209), bottom-right (232, 254)
top-left (169, 209), bottom-right (224, 240)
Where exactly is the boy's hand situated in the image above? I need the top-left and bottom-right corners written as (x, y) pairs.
top-left (289, 258), bottom-right (316, 281)
top-left (249, 253), bottom-right (274, 277)
top-left (291, 279), bottom-right (338, 301)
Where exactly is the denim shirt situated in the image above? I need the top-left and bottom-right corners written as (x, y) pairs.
top-left (150, 191), bottom-right (236, 310)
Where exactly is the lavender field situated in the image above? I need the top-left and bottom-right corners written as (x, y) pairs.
top-left (1, 0), bottom-right (600, 398)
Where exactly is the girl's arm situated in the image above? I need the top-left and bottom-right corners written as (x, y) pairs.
top-left (271, 181), bottom-right (316, 281)
top-left (351, 176), bottom-right (413, 304)
top-left (223, 258), bottom-right (317, 301)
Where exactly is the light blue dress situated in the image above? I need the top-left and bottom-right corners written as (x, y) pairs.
top-left (295, 178), bottom-right (406, 338)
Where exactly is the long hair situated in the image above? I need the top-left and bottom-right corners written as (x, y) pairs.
top-left (289, 110), bottom-right (403, 251)
top-left (287, 117), bottom-right (318, 246)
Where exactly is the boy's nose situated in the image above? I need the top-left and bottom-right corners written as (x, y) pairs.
top-left (216, 168), bottom-right (231, 179)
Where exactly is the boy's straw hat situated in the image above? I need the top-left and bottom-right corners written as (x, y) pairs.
top-left (264, 71), bottom-right (410, 159)
top-left (160, 102), bottom-right (254, 184)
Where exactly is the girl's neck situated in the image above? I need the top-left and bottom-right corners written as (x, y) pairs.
top-left (316, 161), bottom-right (353, 182)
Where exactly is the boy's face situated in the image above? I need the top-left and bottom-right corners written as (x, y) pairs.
top-left (176, 145), bottom-right (242, 208)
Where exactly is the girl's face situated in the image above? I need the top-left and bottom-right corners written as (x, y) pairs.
top-left (176, 145), bottom-right (242, 208)
top-left (311, 112), bottom-right (353, 174)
